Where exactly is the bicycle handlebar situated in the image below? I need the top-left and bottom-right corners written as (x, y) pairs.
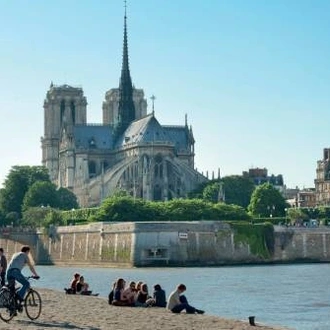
top-left (27, 276), bottom-right (40, 280)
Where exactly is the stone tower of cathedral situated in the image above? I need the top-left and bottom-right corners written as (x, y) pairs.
top-left (41, 6), bottom-right (207, 207)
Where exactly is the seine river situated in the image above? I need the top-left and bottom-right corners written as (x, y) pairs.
top-left (31, 263), bottom-right (330, 330)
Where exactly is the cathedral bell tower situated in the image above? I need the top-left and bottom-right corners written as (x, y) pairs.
top-left (41, 83), bottom-right (87, 184)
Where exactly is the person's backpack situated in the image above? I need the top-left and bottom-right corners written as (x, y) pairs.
top-left (108, 290), bottom-right (114, 304)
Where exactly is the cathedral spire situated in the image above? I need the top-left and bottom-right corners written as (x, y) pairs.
top-left (115, 0), bottom-right (136, 138)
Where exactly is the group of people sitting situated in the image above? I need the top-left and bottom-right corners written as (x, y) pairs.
top-left (108, 278), bottom-right (204, 314)
top-left (108, 278), bottom-right (166, 307)
top-left (65, 273), bottom-right (98, 296)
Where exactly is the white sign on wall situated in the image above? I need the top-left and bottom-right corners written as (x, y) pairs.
top-left (178, 232), bottom-right (188, 239)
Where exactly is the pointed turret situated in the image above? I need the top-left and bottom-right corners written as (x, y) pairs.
top-left (114, 3), bottom-right (136, 138)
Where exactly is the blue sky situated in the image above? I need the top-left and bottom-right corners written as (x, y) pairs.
top-left (1, 0), bottom-right (330, 189)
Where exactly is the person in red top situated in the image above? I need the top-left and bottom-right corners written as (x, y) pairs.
top-left (70, 273), bottom-right (80, 294)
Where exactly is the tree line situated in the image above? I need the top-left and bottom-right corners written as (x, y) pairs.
top-left (0, 165), bottom-right (292, 228)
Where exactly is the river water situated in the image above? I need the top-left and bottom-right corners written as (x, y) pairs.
top-left (30, 263), bottom-right (330, 330)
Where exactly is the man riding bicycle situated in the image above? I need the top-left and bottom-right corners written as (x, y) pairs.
top-left (6, 246), bottom-right (39, 303)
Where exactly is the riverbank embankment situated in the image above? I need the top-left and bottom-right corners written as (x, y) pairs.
top-left (0, 288), bottom-right (292, 330)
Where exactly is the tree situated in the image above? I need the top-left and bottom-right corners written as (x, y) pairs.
top-left (57, 188), bottom-right (78, 210)
top-left (0, 209), bottom-right (6, 227)
top-left (92, 196), bottom-right (250, 222)
top-left (248, 183), bottom-right (287, 217)
top-left (22, 181), bottom-right (58, 211)
top-left (22, 207), bottom-right (51, 228)
top-left (0, 166), bottom-right (49, 217)
top-left (96, 196), bottom-right (150, 222)
top-left (22, 207), bottom-right (64, 228)
top-left (287, 208), bottom-right (308, 225)
top-left (187, 181), bottom-right (211, 199)
top-left (199, 176), bottom-right (255, 208)
top-left (203, 182), bottom-right (221, 203)
top-left (221, 176), bottom-right (255, 208)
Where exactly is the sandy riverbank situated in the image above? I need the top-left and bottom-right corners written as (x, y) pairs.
top-left (0, 289), bottom-right (292, 330)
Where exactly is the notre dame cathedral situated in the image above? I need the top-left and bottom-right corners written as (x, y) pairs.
top-left (41, 10), bottom-right (207, 207)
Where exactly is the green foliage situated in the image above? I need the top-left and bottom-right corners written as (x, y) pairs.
top-left (62, 208), bottom-right (99, 225)
top-left (187, 181), bottom-right (210, 199)
top-left (248, 183), bottom-right (287, 217)
top-left (221, 176), bottom-right (255, 208)
top-left (0, 166), bottom-right (49, 217)
top-left (22, 207), bottom-right (64, 228)
top-left (44, 209), bottom-right (64, 227)
top-left (189, 176), bottom-right (255, 209)
top-left (22, 207), bottom-right (50, 228)
top-left (230, 222), bottom-right (275, 258)
top-left (23, 182), bottom-right (78, 212)
top-left (22, 181), bottom-right (58, 211)
top-left (91, 196), bottom-right (250, 222)
top-left (252, 216), bottom-right (288, 225)
top-left (0, 209), bottom-right (5, 227)
top-left (156, 199), bottom-right (214, 220)
top-left (287, 208), bottom-right (308, 223)
top-left (95, 196), bottom-right (152, 222)
top-left (202, 182), bottom-right (221, 203)
top-left (5, 212), bottom-right (20, 227)
top-left (213, 203), bottom-right (251, 220)
top-left (56, 188), bottom-right (79, 210)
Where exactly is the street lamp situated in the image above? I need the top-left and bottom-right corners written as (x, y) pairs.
top-left (70, 208), bottom-right (75, 226)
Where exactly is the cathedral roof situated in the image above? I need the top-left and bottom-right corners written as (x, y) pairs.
top-left (74, 125), bottom-right (114, 150)
top-left (115, 114), bottom-right (190, 153)
top-left (162, 125), bottom-right (191, 153)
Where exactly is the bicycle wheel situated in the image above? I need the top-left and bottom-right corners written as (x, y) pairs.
top-left (0, 288), bottom-right (16, 322)
top-left (24, 289), bottom-right (42, 320)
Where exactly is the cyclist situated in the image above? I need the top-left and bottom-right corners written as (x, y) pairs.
top-left (6, 246), bottom-right (39, 304)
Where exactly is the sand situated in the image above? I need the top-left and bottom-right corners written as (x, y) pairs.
top-left (0, 289), bottom-right (292, 330)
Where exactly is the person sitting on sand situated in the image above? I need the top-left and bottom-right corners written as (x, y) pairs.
top-left (66, 273), bottom-right (80, 294)
top-left (108, 281), bottom-right (116, 305)
top-left (122, 281), bottom-right (137, 305)
top-left (135, 280), bottom-right (143, 293)
top-left (76, 275), bottom-right (92, 295)
top-left (152, 284), bottom-right (167, 307)
top-left (135, 283), bottom-right (154, 307)
top-left (167, 284), bottom-right (204, 314)
top-left (112, 278), bottom-right (134, 306)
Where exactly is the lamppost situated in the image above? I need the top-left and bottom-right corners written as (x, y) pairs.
top-left (284, 208), bottom-right (288, 226)
top-left (70, 208), bottom-right (75, 226)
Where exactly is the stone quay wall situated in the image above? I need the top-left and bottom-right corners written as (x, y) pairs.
top-left (1, 222), bottom-right (330, 267)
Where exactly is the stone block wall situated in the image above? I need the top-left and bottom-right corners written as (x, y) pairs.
top-left (2, 222), bottom-right (330, 267)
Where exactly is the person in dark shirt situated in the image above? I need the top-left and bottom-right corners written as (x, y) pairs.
top-left (152, 284), bottom-right (166, 307)
top-left (76, 275), bottom-right (91, 295)
top-left (0, 248), bottom-right (7, 287)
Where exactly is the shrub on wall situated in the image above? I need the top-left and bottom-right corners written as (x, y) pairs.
top-left (229, 222), bottom-right (275, 259)
top-left (90, 196), bottom-right (251, 222)
top-left (61, 207), bottom-right (99, 225)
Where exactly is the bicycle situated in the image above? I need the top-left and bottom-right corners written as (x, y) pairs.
top-left (0, 276), bottom-right (42, 322)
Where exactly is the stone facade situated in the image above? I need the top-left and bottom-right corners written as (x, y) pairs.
top-left (1, 223), bottom-right (330, 267)
top-left (315, 148), bottom-right (330, 205)
top-left (40, 11), bottom-right (207, 207)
